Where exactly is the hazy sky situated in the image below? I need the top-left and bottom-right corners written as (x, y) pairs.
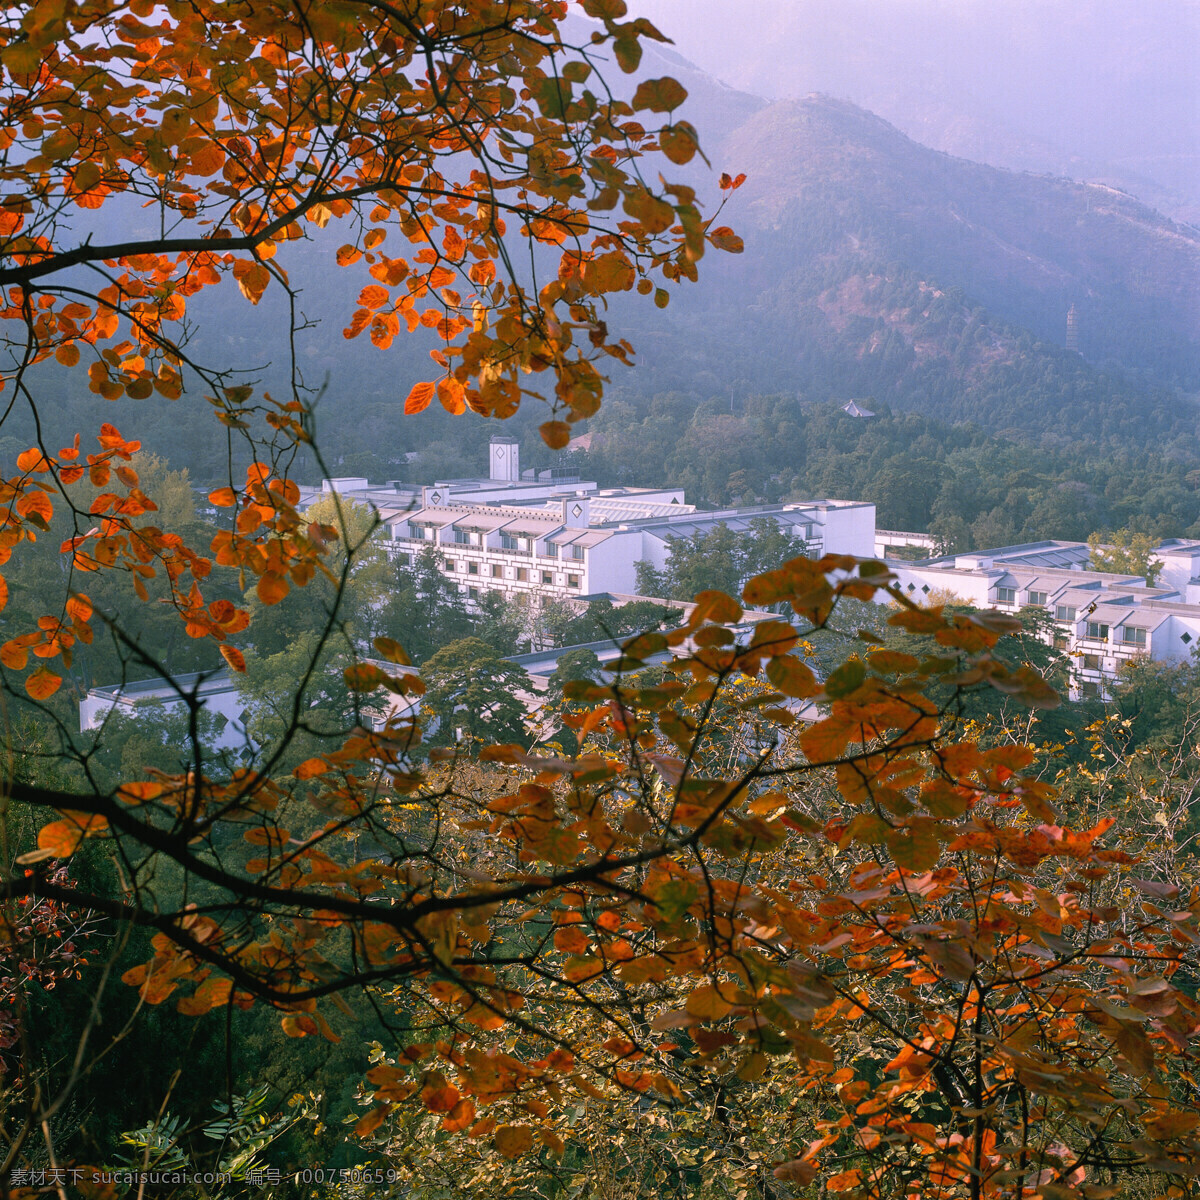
top-left (627, 0), bottom-right (1199, 205)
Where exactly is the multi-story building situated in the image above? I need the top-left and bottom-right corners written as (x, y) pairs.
top-left (304, 436), bottom-right (877, 605)
top-left (888, 540), bottom-right (1200, 699)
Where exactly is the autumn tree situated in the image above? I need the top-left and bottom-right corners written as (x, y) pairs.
top-left (0, 0), bottom-right (747, 1177)
top-left (5, 4), bottom-right (1200, 1197)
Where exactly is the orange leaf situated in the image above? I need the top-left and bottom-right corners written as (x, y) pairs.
top-left (437, 377), bottom-right (466, 415)
top-left (294, 757), bottom-right (328, 780)
top-left (493, 1125), bottom-right (534, 1159)
top-left (26, 667), bottom-right (62, 699)
top-left (441, 1096), bottom-right (476, 1133)
top-left (1, 639), bottom-right (28, 670)
top-left (404, 381), bottom-right (435, 415)
top-left (208, 487), bottom-right (238, 507)
top-left (540, 421), bottom-right (570, 449)
top-left (219, 644), bottom-right (246, 673)
top-left (256, 573), bottom-right (289, 606)
top-left (354, 1105), bottom-right (390, 1137)
top-left (176, 975), bottom-right (232, 1015)
top-left (357, 285), bottom-right (389, 309)
top-left (709, 226), bottom-right (744, 253)
top-left (38, 812), bottom-right (107, 857)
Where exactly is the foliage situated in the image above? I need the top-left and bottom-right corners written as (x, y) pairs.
top-left (420, 637), bottom-right (532, 748)
top-left (6, 4), bottom-right (1200, 1196)
top-left (1088, 527), bottom-right (1164, 584)
top-left (538, 597), bottom-right (682, 649)
top-left (635, 517), bottom-right (808, 600)
top-left (112, 1085), bottom-right (317, 1190)
top-left (11, 552), bottom-right (1200, 1200)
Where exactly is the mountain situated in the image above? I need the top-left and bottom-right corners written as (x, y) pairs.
top-left (16, 60), bottom-right (1197, 486)
top-left (713, 96), bottom-right (1200, 385)
top-left (628, 0), bottom-right (1200, 224)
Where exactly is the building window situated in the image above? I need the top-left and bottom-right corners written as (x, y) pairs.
top-left (1082, 654), bottom-right (1101, 670)
top-left (1080, 680), bottom-right (1101, 699)
top-left (542, 572), bottom-right (553, 584)
top-left (569, 544), bottom-right (585, 561)
top-left (500, 533), bottom-right (518, 551)
top-left (443, 560), bottom-right (455, 572)
top-left (568, 575), bottom-right (581, 589)
top-left (1085, 621), bottom-right (1109, 640)
top-left (1055, 605), bottom-right (1076, 622)
top-left (516, 567), bottom-right (528, 582)
top-left (453, 529), bottom-right (469, 544)
top-left (491, 564), bottom-right (502, 578)
top-left (468, 562), bottom-right (478, 575)
top-left (544, 543), bottom-right (558, 557)
top-left (1053, 634), bottom-right (1067, 651)
top-left (1027, 590), bottom-right (1048, 606)
top-left (995, 586), bottom-right (1016, 605)
top-left (468, 587), bottom-right (479, 600)
top-left (1183, 632), bottom-right (1194, 645)
top-left (1122, 625), bottom-right (1147, 646)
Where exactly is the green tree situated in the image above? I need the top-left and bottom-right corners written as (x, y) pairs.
top-left (1088, 526), bottom-right (1163, 583)
top-left (635, 519), bottom-right (807, 602)
top-left (540, 648), bottom-right (604, 752)
top-left (243, 496), bottom-right (386, 660)
top-left (374, 547), bottom-right (475, 664)
top-left (420, 638), bottom-right (531, 748)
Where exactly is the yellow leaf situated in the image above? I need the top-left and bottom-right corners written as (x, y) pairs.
top-left (685, 984), bottom-right (733, 1020)
top-left (372, 636), bottom-right (411, 665)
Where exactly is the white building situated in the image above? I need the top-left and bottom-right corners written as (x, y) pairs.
top-left (304, 436), bottom-right (876, 607)
top-left (888, 539), bottom-right (1200, 699)
top-left (79, 670), bottom-right (249, 751)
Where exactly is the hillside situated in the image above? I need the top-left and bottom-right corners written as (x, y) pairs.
top-left (720, 96), bottom-right (1200, 383)
top-left (586, 93), bottom-right (1200, 454)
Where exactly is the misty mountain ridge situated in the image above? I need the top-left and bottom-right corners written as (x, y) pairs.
top-left (712, 94), bottom-right (1199, 386)
top-left (630, 0), bottom-right (1200, 224)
